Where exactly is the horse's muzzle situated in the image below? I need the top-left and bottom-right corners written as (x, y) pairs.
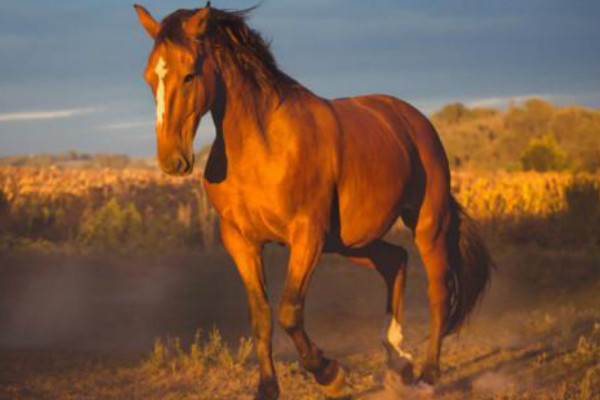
top-left (160, 152), bottom-right (194, 176)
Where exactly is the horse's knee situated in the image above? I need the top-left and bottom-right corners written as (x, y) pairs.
top-left (248, 300), bottom-right (273, 338)
top-left (277, 301), bottom-right (302, 333)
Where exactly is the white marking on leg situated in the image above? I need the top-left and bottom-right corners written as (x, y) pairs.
top-left (154, 57), bottom-right (168, 128)
top-left (383, 314), bottom-right (413, 360)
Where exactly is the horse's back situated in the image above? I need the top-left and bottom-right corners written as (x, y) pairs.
top-left (330, 94), bottom-right (450, 246)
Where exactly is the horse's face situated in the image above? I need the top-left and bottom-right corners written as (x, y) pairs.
top-left (135, 5), bottom-right (217, 176)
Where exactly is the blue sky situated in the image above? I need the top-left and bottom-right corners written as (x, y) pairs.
top-left (0, 0), bottom-right (599, 156)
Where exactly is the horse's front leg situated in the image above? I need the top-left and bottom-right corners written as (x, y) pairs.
top-left (277, 220), bottom-right (347, 398)
top-left (221, 222), bottom-right (278, 400)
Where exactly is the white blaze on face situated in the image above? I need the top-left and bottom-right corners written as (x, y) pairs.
top-left (383, 314), bottom-right (413, 360)
top-left (154, 56), bottom-right (168, 128)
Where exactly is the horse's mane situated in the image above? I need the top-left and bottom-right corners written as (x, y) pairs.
top-left (157, 7), bottom-right (298, 95)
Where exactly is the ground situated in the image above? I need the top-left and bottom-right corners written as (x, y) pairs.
top-left (0, 237), bottom-right (599, 399)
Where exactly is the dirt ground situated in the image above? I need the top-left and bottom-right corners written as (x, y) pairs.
top-left (0, 238), bottom-right (599, 399)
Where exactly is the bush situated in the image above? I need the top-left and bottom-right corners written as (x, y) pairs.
top-left (521, 135), bottom-right (569, 172)
top-left (435, 102), bottom-right (468, 124)
top-left (0, 188), bottom-right (8, 219)
top-left (0, 188), bottom-right (8, 234)
top-left (564, 177), bottom-right (600, 232)
top-left (78, 197), bottom-right (143, 250)
top-left (143, 328), bottom-right (253, 377)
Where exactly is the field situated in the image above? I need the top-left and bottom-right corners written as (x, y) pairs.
top-left (1, 166), bottom-right (598, 250)
top-left (0, 166), bottom-right (599, 399)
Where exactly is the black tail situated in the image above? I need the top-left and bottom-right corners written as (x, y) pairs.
top-left (444, 195), bottom-right (494, 335)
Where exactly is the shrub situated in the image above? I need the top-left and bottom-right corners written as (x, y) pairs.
top-left (0, 188), bottom-right (8, 234)
top-left (0, 188), bottom-right (8, 214)
top-left (565, 177), bottom-right (600, 219)
top-left (563, 176), bottom-right (600, 242)
top-left (143, 328), bottom-right (253, 377)
top-left (521, 135), bottom-right (569, 172)
top-left (78, 197), bottom-right (143, 250)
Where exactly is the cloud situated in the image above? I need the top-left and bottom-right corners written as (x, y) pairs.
top-left (414, 92), bottom-right (600, 115)
top-left (101, 120), bottom-right (154, 131)
top-left (0, 107), bottom-right (99, 123)
top-left (98, 117), bottom-right (216, 144)
top-left (465, 94), bottom-right (553, 108)
top-left (464, 93), bottom-right (600, 109)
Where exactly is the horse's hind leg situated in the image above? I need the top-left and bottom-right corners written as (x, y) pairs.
top-left (336, 240), bottom-right (415, 384)
top-left (404, 196), bottom-right (451, 385)
top-left (278, 221), bottom-right (346, 398)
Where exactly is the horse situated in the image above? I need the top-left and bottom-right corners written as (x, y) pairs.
top-left (134, 4), bottom-right (493, 399)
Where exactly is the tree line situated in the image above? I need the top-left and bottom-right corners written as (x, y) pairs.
top-left (432, 98), bottom-right (600, 173)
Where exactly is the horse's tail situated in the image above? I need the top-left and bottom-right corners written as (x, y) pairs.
top-left (444, 195), bottom-right (493, 335)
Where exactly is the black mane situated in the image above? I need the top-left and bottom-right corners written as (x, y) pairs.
top-left (157, 7), bottom-right (298, 95)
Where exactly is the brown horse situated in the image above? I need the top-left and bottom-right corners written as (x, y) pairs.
top-left (134, 4), bottom-right (492, 399)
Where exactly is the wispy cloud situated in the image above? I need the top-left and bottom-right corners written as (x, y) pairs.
top-left (464, 93), bottom-right (600, 109)
top-left (0, 107), bottom-right (99, 122)
top-left (98, 117), bottom-right (216, 143)
top-left (466, 94), bottom-right (554, 108)
top-left (101, 120), bottom-right (153, 131)
top-left (415, 93), bottom-right (600, 115)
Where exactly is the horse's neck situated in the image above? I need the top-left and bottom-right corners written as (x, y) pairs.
top-left (210, 69), bottom-right (276, 158)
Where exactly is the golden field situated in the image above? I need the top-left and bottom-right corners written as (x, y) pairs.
top-left (452, 171), bottom-right (600, 222)
top-left (0, 166), bottom-right (218, 251)
top-left (0, 166), bottom-right (598, 251)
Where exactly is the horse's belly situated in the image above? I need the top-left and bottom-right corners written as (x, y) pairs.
top-left (336, 133), bottom-right (411, 247)
top-left (337, 179), bottom-right (406, 247)
top-left (335, 133), bottom-right (411, 247)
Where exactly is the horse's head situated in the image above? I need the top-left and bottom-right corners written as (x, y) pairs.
top-left (135, 4), bottom-right (219, 176)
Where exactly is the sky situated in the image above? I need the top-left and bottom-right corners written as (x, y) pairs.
top-left (0, 0), bottom-right (599, 157)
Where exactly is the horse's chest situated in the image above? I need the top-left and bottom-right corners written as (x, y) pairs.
top-left (203, 179), bottom-right (289, 242)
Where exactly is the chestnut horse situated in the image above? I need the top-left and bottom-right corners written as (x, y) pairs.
top-left (135, 4), bottom-right (492, 399)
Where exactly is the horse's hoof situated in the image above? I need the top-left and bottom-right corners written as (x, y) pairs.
top-left (418, 363), bottom-right (440, 386)
top-left (255, 380), bottom-right (279, 400)
top-left (387, 355), bottom-right (414, 384)
top-left (414, 381), bottom-right (435, 398)
top-left (381, 369), bottom-right (434, 399)
top-left (316, 361), bottom-right (348, 399)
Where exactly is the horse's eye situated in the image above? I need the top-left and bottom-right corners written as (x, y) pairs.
top-left (183, 74), bottom-right (195, 83)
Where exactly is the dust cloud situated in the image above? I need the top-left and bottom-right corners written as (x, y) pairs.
top-left (1, 240), bottom-right (598, 399)
top-left (0, 246), bottom-right (395, 358)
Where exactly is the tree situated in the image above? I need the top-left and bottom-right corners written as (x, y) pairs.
top-left (521, 135), bottom-right (569, 172)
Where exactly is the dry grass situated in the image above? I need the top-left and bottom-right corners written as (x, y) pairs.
top-left (0, 166), bottom-right (218, 251)
top-left (2, 311), bottom-right (599, 399)
top-left (1, 166), bottom-right (598, 251)
top-left (451, 171), bottom-right (599, 220)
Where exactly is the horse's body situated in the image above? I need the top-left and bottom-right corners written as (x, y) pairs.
top-left (207, 92), bottom-right (441, 248)
top-left (135, 5), bottom-right (493, 399)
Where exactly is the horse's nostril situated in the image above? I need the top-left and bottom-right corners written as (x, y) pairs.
top-left (174, 155), bottom-right (192, 174)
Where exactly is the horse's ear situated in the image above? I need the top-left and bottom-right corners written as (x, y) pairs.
top-left (134, 4), bottom-right (160, 39)
top-left (183, 8), bottom-right (211, 37)
top-left (205, 1), bottom-right (212, 8)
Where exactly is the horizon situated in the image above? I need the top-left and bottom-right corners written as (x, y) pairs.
top-left (1, 0), bottom-right (599, 157)
top-left (0, 97), bottom-right (595, 160)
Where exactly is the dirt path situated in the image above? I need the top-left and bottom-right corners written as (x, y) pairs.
top-left (0, 242), bottom-right (599, 399)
